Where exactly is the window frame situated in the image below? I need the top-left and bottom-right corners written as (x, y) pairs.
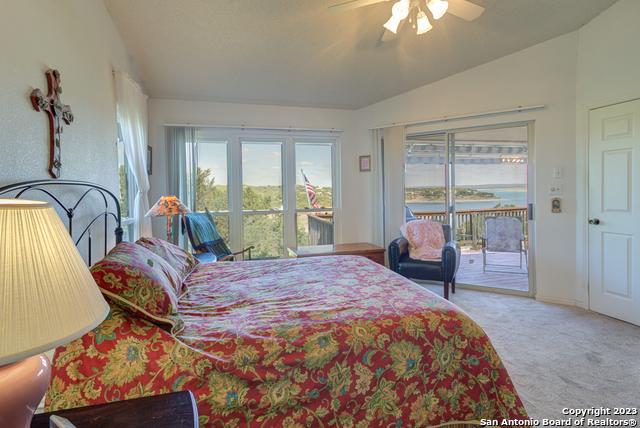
top-left (116, 125), bottom-right (137, 241)
top-left (293, 139), bottom-right (337, 248)
top-left (238, 138), bottom-right (285, 258)
top-left (190, 128), bottom-right (340, 258)
top-left (194, 139), bottom-right (231, 243)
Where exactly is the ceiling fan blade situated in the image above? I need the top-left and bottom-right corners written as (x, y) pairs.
top-left (448, 0), bottom-right (485, 21)
top-left (329, 0), bottom-right (389, 12)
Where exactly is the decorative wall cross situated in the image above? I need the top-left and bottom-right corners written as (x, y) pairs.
top-left (30, 69), bottom-right (74, 178)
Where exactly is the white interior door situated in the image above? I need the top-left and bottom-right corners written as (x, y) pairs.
top-left (588, 99), bottom-right (640, 326)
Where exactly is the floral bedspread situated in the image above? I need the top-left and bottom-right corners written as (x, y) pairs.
top-left (46, 256), bottom-right (527, 427)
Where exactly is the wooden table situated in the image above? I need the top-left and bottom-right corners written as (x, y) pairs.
top-left (289, 243), bottom-right (385, 265)
top-left (32, 391), bottom-right (198, 428)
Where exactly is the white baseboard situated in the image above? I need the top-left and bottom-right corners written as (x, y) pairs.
top-left (535, 294), bottom-right (578, 306)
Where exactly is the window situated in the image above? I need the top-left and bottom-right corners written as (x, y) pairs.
top-left (242, 141), bottom-right (284, 258)
top-left (295, 142), bottom-right (334, 247)
top-left (116, 126), bottom-right (136, 241)
top-left (195, 140), bottom-right (230, 242)
top-left (184, 128), bottom-right (338, 259)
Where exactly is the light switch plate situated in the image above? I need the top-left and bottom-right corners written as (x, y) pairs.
top-left (553, 167), bottom-right (563, 179)
top-left (549, 185), bottom-right (562, 196)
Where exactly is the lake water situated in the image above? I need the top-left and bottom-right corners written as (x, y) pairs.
top-left (407, 188), bottom-right (527, 212)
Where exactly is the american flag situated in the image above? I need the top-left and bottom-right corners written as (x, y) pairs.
top-left (301, 169), bottom-right (319, 209)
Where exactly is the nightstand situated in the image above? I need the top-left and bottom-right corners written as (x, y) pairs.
top-left (288, 243), bottom-right (386, 266)
top-left (31, 391), bottom-right (198, 428)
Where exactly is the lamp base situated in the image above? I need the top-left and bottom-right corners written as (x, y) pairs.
top-left (0, 354), bottom-right (51, 428)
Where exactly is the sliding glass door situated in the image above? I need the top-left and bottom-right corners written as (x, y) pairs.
top-left (405, 124), bottom-right (532, 294)
top-left (404, 133), bottom-right (449, 219)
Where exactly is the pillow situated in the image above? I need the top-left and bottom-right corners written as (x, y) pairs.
top-left (90, 242), bottom-right (184, 331)
top-left (401, 219), bottom-right (445, 261)
top-left (136, 237), bottom-right (199, 282)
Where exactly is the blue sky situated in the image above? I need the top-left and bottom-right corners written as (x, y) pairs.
top-left (197, 142), bottom-right (332, 187)
top-left (198, 142), bottom-right (228, 185)
top-left (295, 144), bottom-right (332, 188)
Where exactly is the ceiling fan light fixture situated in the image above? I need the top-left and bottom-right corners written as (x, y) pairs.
top-left (383, 14), bottom-right (403, 33)
top-left (391, 0), bottom-right (411, 19)
top-left (416, 10), bottom-right (433, 35)
top-left (427, 0), bottom-right (448, 20)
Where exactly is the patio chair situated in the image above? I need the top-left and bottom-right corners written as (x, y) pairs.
top-left (183, 208), bottom-right (254, 261)
top-left (482, 216), bottom-right (527, 273)
top-left (405, 205), bottom-right (418, 222)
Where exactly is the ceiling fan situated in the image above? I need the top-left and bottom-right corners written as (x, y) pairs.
top-left (329, 0), bottom-right (484, 41)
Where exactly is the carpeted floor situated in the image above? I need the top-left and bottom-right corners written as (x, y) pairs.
top-left (421, 283), bottom-right (640, 420)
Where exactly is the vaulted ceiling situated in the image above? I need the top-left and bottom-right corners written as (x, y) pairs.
top-left (104, 0), bottom-right (616, 109)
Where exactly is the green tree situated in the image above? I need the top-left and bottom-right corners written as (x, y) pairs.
top-left (195, 167), bottom-right (229, 240)
top-left (196, 167), bottom-right (227, 212)
top-left (194, 168), bottom-right (336, 257)
top-left (118, 164), bottom-right (129, 218)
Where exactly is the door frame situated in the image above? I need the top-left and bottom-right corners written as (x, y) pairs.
top-left (405, 120), bottom-right (537, 298)
top-left (584, 96), bottom-right (640, 312)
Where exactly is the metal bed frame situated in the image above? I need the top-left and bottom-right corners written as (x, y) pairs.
top-left (0, 179), bottom-right (123, 265)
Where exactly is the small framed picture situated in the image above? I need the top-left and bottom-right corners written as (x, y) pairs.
top-left (359, 155), bottom-right (371, 172)
top-left (551, 197), bottom-right (561, 213)
top-left (147, 145), bottom-right (153, 175)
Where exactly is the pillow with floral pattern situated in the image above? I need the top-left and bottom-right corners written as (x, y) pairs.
top-left (90, 242), bottom-right (184, 332)
top-left (136, 237), bottom-right (198, 286)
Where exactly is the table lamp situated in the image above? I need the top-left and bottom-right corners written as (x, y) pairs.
top-left (146, 196), bottom-right (190, 242)
top-left (0, 199), bottom-right (110, 428)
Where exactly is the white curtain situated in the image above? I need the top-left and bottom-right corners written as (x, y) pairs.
top-left (371, 129), bottom-right (385, 246)
top-left (166, 126), bottom-right (198, 246)
top-left (382, 126), bottom-right (406, 246)
top-left (114, 71), bottom-right (152, 240)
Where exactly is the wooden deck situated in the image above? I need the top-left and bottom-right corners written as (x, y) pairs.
top-left (456, 250), bottom-right (529, 292)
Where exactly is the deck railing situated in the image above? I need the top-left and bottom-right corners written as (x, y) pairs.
top-left (413, 206), bottom-right (528, 249)
top-left (307, 213), bottom-right (334, 245)
top-left (303, 206), bottom-right (528, 249)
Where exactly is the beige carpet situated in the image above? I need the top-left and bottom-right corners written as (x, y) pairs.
top-left (421, 283), bottom-right (640, 420)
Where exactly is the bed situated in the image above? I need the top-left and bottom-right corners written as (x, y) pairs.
top-left (1, 180), bottom-right (527, 427)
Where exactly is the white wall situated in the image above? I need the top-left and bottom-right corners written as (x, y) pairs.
top-left (355, 33), bottom-right (580, 305)
top-left (147, 99), bottom-right (372, 242)
top-left (143, 0), bottom-right (636, 309)
top-left (0, 0), bottom-right (137, 408)
top-left (0, 0), bottom-right (135, 187)
top-left (0, 0), bottom-right (137, 259)
top-left (574, 0), bottom-right (640, 306)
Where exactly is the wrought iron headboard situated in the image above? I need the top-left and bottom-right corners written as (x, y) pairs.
top-left (0, 179), bottom-right (123, 265)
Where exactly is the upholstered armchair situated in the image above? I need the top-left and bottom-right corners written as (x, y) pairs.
top-left (388, 224), bottom-right (460, 300)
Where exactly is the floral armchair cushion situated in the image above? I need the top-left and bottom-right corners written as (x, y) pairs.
top-left (136, 237), bottom-right (198, 285)
top-left (90, 242), bottom-right (183, 331)
top-left (484, 216), bottom-right (524, 253)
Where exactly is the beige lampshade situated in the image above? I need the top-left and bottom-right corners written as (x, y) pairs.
top-left (0, 199), bottom-right (110, 366)
top-left (145, 195), bottom-right (189, 217)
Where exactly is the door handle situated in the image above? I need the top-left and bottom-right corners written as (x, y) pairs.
top-left (588, 218), bottom-right (601, 225)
